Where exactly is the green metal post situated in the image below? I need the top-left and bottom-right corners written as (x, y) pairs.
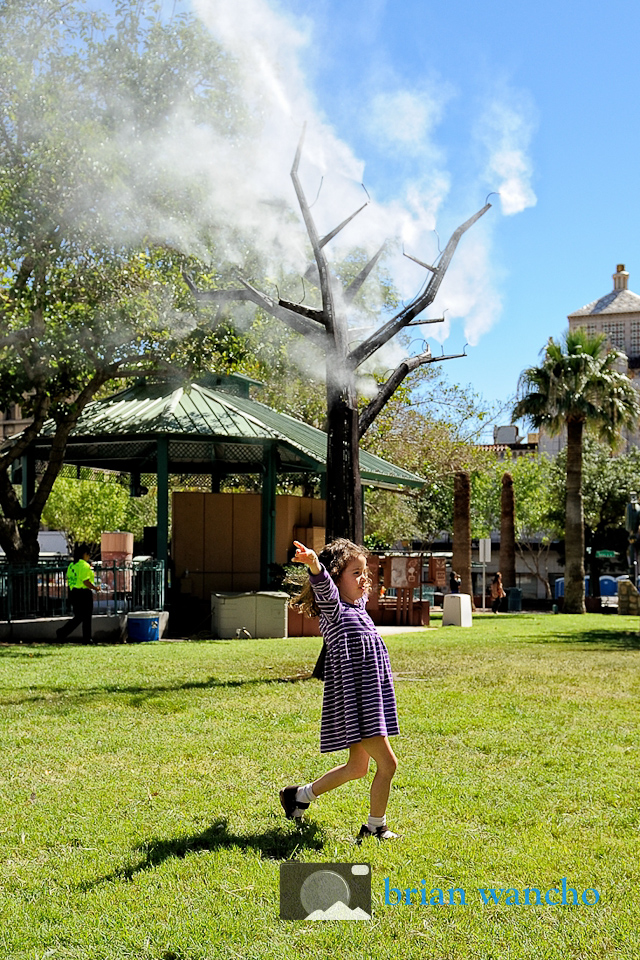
top-left (156, 437), bottom-right (169, 586)
top-left (260, 442), bottom-right (277, 589)
top-left (21, 451), bottom-right (35, 508)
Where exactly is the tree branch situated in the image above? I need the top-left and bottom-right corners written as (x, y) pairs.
top-left (236, 278), bottom-right (327, 343)
top-left (183, 273), bottom-right (326, 342)
top-left (277, 298), bottom-right (325, 324)
top-left (29, 372), bottom-right (112, 516)
top-left (358, 350), bottom-right (432, 438)
top-left (318, 202), bottom-right (369, 249)
top-left (0, 390), bottom-right (51, 472)
top-left (291, 125), bottom-right (337, 339)
top-left (344, 243), bottom-right (386, 305)
top-left (358, 348), bottom-right (468, 437)
top-left (348, 203), bottom-right (491, 369)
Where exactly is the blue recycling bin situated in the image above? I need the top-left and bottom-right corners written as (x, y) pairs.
top-left (127, 611), bottom-right (160, 641)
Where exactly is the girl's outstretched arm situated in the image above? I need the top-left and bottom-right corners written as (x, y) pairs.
top-left (292, 540), bottom-right (321, 575)
top-left (293, 541), bottom-right (342, 623)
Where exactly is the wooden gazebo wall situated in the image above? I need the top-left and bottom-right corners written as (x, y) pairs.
top-left (173, 492), bottom-right (325, 597)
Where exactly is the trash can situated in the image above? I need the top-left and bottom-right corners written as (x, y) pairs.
top-left (127, 611), bottom-right (160, 641)
top-left (507, 587), bottom-right (522, 612)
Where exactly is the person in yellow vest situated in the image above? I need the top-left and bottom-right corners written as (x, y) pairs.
top-left (56, 543), bottom-right (98, 642)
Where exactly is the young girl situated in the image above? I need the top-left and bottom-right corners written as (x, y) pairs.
top-left (279, 538), bottom-right (400, 841)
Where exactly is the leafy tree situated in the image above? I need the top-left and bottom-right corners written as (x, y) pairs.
top-left (0, 0), bottom-right (244, 560)
top-left (359, 365), bottom-right (497, 544)
top-left (513, 329), bottom-right (640, 613)
top-left (547, 438), bottom-right (640, 594)
top-left (41, 474), bottom-right (156, 547)
top-left (472, 453), bottom-right (558, 597)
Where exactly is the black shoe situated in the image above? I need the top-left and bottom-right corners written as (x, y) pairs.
top-left (279, 785), bottom-right (309, 820)
top-left (356, 823), bottom-right (400, 843)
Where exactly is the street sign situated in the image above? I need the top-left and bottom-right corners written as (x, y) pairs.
top-left (479, 538), bottom-right (491, 563)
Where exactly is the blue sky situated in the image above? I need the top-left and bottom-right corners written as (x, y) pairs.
top-left (81, 0), bottom-right (640, 432)
top-left (189, 0), bottom-right (640, 427)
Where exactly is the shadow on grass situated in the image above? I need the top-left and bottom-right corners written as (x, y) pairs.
top-left (530, 627), bottom-right (640, 649)
top-left (81, 817), bottom-right (325, 890)
top-left (0, 645), bottom-right (55, 658)
top-left (0, 673), bottom-right (316, 707)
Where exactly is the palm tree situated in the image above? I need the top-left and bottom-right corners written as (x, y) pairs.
top-left (513, 328), bottom-right (640, 614)
top-left (453, 471), bottom-right (473, 600)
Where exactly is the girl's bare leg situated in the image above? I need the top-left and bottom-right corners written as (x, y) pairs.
top-left (311, 742), bottom-right (370, 796)
top-left (359, 735), bottom-right (398, 818)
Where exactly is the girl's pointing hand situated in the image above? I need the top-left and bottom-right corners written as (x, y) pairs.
top-left (292, 540), bottom-right (321, 574)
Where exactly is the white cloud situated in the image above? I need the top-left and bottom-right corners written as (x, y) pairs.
top-left (477, 95), bottom-right (538, 216)
top-left (81, 0), bottom-right (537, 356)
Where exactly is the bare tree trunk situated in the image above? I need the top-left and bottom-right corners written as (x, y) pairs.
top-left (564, 418), bottom-right (585, 614)
top-left (453, 471), bottom-right (472, 600)
top-left (500, 472), bottom-right (516, 589)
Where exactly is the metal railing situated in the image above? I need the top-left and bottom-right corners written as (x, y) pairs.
top-left (0, 559), bottom-right (164, 623)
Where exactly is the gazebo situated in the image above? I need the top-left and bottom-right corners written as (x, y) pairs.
top-left (21, 373), bottom-right (426, 587)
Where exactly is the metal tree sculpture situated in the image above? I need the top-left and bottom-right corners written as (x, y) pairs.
top-left (186, 130), bottom-right (490, 542)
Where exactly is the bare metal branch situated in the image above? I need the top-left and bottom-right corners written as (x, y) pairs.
top-left (358, 347), bottom-right (468, 438)
top-left (403, 250), bottom-right (437, 273)
top-left (291, 125), bottom-right (337, 338)
top-left (237, 279), bottom-right (327, 343)
top-left (344, 243), bottom-right (386, 304)
top-left (319, 202), bottom-right (369, 249)
top-left (183, 271), bottom-right (326, 341)
top-left (278, 299), bottom-right (326, 325)
top-left (358, 349), bottom-right (432, 438)
top-left (348, 203), bottom-right (491, 370)
top-left (406, 316), bottom-right (445, 327)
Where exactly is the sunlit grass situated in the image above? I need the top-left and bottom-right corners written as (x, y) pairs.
top-left (0, 613), bottom-right (639, 959)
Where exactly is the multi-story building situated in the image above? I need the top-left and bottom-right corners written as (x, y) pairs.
top-left (1, 404), bottom-right (31, 441)
top-left (568, 264), bottom-right (640, 365)
top-left (566, 263), bottom-right (640, 451)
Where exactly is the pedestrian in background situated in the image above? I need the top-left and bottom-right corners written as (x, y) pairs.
top-left (56, 543), bottom-right (98, 643)
top-left (491, 571), bottom-right (506, 614)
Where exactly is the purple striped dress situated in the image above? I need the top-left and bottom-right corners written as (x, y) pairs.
top-left (309, 565), bottom-right (399, 753)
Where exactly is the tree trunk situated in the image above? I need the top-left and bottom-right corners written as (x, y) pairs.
top-left (499, 472), bottom-right (516, 589)
top-left (324, 379), bottom-right (363, 544)
top-left (453, 471), bottom-right (472, 599)
top-left (564, 418), bottom-right (585, 614)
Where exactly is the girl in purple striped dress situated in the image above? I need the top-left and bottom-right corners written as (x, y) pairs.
top-left (279, 538), bottom-right (400, 841)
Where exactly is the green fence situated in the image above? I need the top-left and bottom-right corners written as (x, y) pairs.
top-left (0, 559), bottom-right (164, 623)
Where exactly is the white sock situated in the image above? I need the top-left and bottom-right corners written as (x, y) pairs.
top-left (367, 814), bottom-right (386, 832)
top-left (296, 784), bottom-right (317, 805)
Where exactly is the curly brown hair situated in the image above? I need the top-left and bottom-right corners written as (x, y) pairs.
top-left (290, 538), bottom-right (371, 618)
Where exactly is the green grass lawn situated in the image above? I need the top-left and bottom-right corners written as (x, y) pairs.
top-left (1, 613), bottom-right (639, 959)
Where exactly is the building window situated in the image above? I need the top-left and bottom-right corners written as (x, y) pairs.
top-left (601, 321), bottom-right (625, 351)
top-left (630, 321), bottom-right (640, 357)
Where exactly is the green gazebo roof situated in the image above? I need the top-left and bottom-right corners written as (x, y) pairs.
top-left (32, 377), bottom-right (425, 490)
